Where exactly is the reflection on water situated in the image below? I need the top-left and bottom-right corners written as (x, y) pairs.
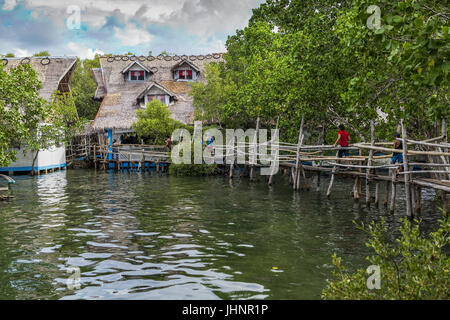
top-left (0, 170), bottom-right (443, 300)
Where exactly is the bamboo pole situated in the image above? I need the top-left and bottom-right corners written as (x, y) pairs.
top-left (438, 119), bottom-right (449, 180)
top-left (354, 143), bottom-right (450, 156)
top-left (401, 119), bottom-right (412, 217)
top-left (316, 172), bottom-right (321, 192)
top-left (268, 116), bottom-right (280, 186)
top-left (327, 151), bottom-right (339, 198)
top-left (384, 181), bottom-right (389, 207)
top-left (294, 115), bottom-right (305, 190)
top-left (94, 145), bottom-right (97, 170)
top-left (366, 120), bottom-right (375, 206)
top-left (390, 169), bottom-right (397, 214)
top-left (375, 182), bottom-right (380, 207)
top-left (250, 117), bottom-right (260, 181)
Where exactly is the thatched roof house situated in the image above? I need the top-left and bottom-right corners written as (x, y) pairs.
top-left (91, 53), bottom-right (224, 132)
top-left (1, 56), bottom-right (77, 100)
top-left (0, 56), bottom-right (77, 173)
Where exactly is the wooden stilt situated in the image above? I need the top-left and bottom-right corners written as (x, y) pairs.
top-left (416, 186), bottom-right (422, 214)
top-left (353, 177), bottom-right (360, 200)
top-left (384, 180), bottom-right (389, 207)
top-left (294, 115), bottom-right (305, 190)
top-left (229, 161), bottom-right (234, 179)
top-left (375, 182), bottom-right (380, 207)
top-left (401, 119), bottom-right (413, 217)
top-left (250, 117), bottom-right (260, 182)
top-left (390, 169), bottom-right (397, 214)
top-left (411, 183), bottom-right (416, 214)
top-left (268, 116), bottom-right (280, 187)
top-left (365, 120), bottom-right (375, 207)
top-left (327, 151), bottom-right (339, 198)
top-left (290, 167), bottom-right (295, 185)
top-left (327, 165), bottom-right (336, 198)
top-left (316, 172), bottom-right (321, 192)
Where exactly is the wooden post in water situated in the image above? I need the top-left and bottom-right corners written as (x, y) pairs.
top-left (128, 153), bottom-right (132, 172)
top-left (294, 115), bottom-right (305, 191)
top-left (316, 172), bottom-right (321, 192)
top-left (365, 120), bottom-right (375, 206)
top-left (390, 169), bottom-right (397, 214)
top-left (353, 177), bottom-right (360, 200)
top-left (268, 116), bottom-right (280, 186)
top-left (93, 145), bottom-right (97, 170)
top-left (384, 180), bottom-right (389, 207)
top-left (375, 181), bottom-right (380, 207)
top-left (327, 151), bottom-right (339, 198)
top-left (250, 117), bottom-right (260, 182)
top-left (140, 152), bottom-right (145, 172)
top-left (416, 186), bottom-right (422, 214)
top-left (438, 119), bottom-right (449, 180)
top-left (401, 119), bottom-right (413, 217)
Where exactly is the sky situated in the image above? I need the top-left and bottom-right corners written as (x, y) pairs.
top-left (0, 0), bottom-right (264, 59)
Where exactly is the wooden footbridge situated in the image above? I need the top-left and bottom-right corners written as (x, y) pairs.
top-left (68, 117), bottom-right (449, 217)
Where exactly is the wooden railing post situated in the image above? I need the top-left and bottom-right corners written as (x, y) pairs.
top-left (401, 119), bottom-right (412, 217)
top-left (294, 115), bottom-right (305, 190)
top-left (365, 120), bottom-right (375, 206)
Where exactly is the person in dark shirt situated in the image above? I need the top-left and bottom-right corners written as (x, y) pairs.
top-left (392, 132), bottom-right (403, 172)
top-left (112, 139), bottom-right (119, 160)
top-left (165, 137), bottom-right (173, 151)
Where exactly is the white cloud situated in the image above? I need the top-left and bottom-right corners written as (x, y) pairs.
top-left (114, 23), bottom-right (153, 46)
top-left (66, 42), bottom-right (104, 59)
top-left (2, 0), bottom-right (17, 11)
top-left (13, 48), bottom-right (32, 57)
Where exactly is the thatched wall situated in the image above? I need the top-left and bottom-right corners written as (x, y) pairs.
top-left (91, 54), bottom-right (224, 131)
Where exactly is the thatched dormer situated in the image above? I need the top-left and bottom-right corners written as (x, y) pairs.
top-left (91, 53), bottom-right (224, 131)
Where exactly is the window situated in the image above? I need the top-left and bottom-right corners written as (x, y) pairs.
top-left (178, 69), bottom-right (193, 80)
top-left (147, 95), bottom-right (167, 105)
top-left (130, 70), bottom-right (145, 81)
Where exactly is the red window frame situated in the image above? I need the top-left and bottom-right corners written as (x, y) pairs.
top-left (178, 69), bottom-right (193, 80)
top-left (130, 70), bottom-right (145, 81)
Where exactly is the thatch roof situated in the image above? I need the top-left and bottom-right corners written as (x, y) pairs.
top-left (136, 82), bottom-right (176, 100)
top-left (91, 53), bottom-right (225, 130)
top-left (171, 59), bottom-right (200, 72)
top-left (121, 61), bottom-right (150, 74)
top-left (92, 68), bottom-right (106, 100)
top-left (2, 56), bottom-right (77, 101)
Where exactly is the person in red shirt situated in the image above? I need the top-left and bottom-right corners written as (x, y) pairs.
top-left (334, 124), bottom-right (350, 156)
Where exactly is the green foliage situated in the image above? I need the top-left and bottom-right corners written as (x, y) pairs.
top-left (322, 214), bottom-right (450, 299)
top-left (335, 0), bottom-right (449, 140)
top-left (133, 99), bottom-right (186, 145)
top-left (32, 51), bottom-right (51, 57)
top-left (191, 63), bottom-right (227, 125)
top-left (0, 64), bottom-right (84, 167)
top-left (71, 56), bottom-right (101, 120)
top-left (159, 50), bottom-right (175, 55)
top-left (169, 142), bottom-right (218, 176)
top-left (1, 53), bottom-right (15, 58)
top-left (191, 0), bottom-right (448, 143)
